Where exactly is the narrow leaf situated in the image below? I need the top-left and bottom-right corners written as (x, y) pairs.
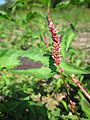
top-left (59, 60), bottom-right (89, 74)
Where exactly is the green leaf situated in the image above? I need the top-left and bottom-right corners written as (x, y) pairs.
top-left (56, 0), bottom-right (70, 8)
top-left (60, 100), bottom-right (68, 111)
top-left (0, 103), bottom-right (7, 113)
top-left (0, 48), bottom-right (89, 79)
top-left (26, 11), bottom-right (45, 21)
top-left (81, 118), bottom-right (90, 120)
top-left (58, 60), bottom-right (89, 74)
top-left (0, 49), bottom-right (23, 69)
top-left (12, 67), bottom-right (55, 79)
top-left (0, 10), bottom-right (15, 21)
top-left (0, 48), bottom-right (55, 79)
top-left (80, 93), bottom-right (90, 119)
top-left (0, 11), bottom-right (8, 16)
top-left (63, 115), bottom-right (78, 120)
top-left (61, 28), bottom-right (76, 59)
top-left (51, 109), bottom-right (60, 117)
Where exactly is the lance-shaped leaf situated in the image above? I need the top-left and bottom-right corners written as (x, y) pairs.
top-left (58, 60), bottom-right (90, 75)
top-left (0, 49), bottom-right (23, 69)
top-left (79, 93), bottom-right (90, 119)
top-left (61, 28), bottom-right (76, 59)
top-left (0, 48), bottom-right (89, 78)
top-left (0, 48), bottom-right (56, 79)
top-left (12, 68), bottom-right (55, 79)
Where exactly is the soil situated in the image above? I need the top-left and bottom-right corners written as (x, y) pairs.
top-left (73, 32), bottom-right (90, 63)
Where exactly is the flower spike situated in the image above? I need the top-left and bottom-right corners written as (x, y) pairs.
top-left (47, 12), bottom-right (62, 66)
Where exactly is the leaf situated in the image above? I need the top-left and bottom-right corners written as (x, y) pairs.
top-left (0, 48), bottom-right (89, 79)
top-left (0, 103), bottom-right (7, 113)
top-left (51, 108), bottom-right (60, 117)
top-left (12, 67), bottom-right (55, 79)
top-left (0, 10), bottom-right (15, 21)
top-left (0, 49), bottom-right (23, 69)
top-left (61, 28), bottom-right (76, 59)
top-left (81, 118), bottom-right (90, 120)
top-left (26, 11), bottom-right (45, 21)
top-left (56, 0), bottom-right (70, 8)
top-left (0, 48), bottom-right (55, 79)
top-left (60, 100), bottom-right (68, 111)
top-left (58, 60), bottom-right (89, 75)
top-left (63, 115), bottom-right (78, 120)
top-left (80, 93), bottom-right (90, 119)
top-left (0, 11), bottom-right (7, 16)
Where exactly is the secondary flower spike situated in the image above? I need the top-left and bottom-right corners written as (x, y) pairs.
top-left (47, 13), bottom-right (62, 66)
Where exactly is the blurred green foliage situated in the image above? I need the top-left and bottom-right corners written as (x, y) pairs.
top-left (0, 0), bottom-right (90, 120)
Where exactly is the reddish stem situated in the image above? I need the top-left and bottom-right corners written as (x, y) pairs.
top-left (71, 74), bottom-right (90, 100)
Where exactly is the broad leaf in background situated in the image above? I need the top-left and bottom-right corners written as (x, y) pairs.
top-left (0, 48), bottom-right (56, 79)
top-left (0, 49), bottom-right (23, 69)
top-left (0, 48), bottom-right (89, 79)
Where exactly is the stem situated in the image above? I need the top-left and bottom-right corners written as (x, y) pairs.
top-left (48, 0), bottom-right (51, 9)
top-left (71, 74), bottom-right (90, 101)
top-left (62, 75), bottom-right (80, 120)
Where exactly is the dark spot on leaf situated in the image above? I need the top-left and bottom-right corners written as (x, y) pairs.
top-left (14, 57), bottom-right (43, 70)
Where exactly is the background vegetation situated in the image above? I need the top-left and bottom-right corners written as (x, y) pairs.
top-left (0, 0), bottom-right (90, 120)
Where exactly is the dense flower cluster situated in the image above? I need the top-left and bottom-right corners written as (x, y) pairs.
top-left (47, 14), bottom-right (62, 66)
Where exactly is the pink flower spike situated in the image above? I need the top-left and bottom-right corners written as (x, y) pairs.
top-left (47, 12), bottom-right (62, 66)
